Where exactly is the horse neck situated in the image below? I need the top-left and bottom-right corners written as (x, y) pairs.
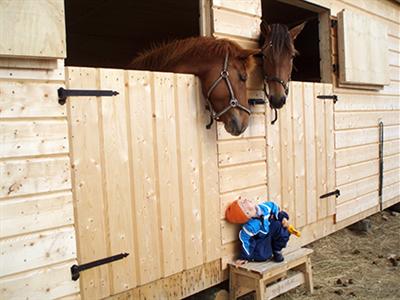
top-left (130, 40), bottom-right (228, 77)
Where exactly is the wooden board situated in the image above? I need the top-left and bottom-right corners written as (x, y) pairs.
top-left (66, 67), bottom-right (110, 299)
top-left (0, 57), bottom-right (58, 69)
top-left (0, 157), bottom-right (71, 199)
top-left (126, 71), bottom-right (162, 284)
top-left (98, 69), bottom-right (137, 293)
top-left (212, 0), bottom-right (262, 16)
top-left (0, 191), bottom-right (73, 238)
top-left (0, 261), bottom-right (79, 299)
top-left (0, 81), bottom-right (66, 118)
top-left (0, 227), bottom-right (76, 277)
top-left (267, 82), bottom-right (335, 225)
top-left (219, 162), bottom-right (267, 193)
top-left (0, 120), bottom-right (69, 158)
top-left (0, 0), bottom-right (66, 59)
top-left (66, 67), bottom-right (220, 297)
top-left (212, 7), bottom-right (260, 40)
top-left (218, 138), bottom-right (266, 167)
top-left (337, 9), bottom-right (390, 86)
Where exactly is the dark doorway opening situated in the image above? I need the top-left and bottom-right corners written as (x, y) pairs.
top-left (65, 0), bottom-right (200, 69)
top-left (261, 0), bottom-right (329, 82)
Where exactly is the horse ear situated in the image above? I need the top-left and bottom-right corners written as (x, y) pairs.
top-left (260, 20), bottom-right (271, 36)
top-left (290, 22), bottom-right (306, 40)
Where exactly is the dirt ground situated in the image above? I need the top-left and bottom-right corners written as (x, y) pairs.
top-left (189, 209), bottom-right (399, 300)
top-left (274, 209), bottom-right (400, 300)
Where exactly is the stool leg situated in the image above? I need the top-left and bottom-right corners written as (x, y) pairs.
top-left (255, 280), bottom-right (265, 300)
top-left (303, 257), bottom-right (314, 294)
top-left (229, 267), bottom-right (237, 300)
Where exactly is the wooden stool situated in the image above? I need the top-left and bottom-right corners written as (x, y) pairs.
top-left (229, 248), bottom-right (313, 300)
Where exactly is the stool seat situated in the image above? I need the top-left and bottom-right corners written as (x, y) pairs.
top-left (229, 248), bottom-right (314, 300)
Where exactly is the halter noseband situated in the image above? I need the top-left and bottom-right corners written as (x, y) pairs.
top-left (260, 42), bottom-right (291, 125)
top-left (205, 52), bottom-right (251, 129)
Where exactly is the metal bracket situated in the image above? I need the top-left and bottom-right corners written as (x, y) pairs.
top-left (320, 189), bottom-right (340, 199)
top-left (58, 87), bottom-right (119, 105)
top-left (248, 98), bottom-right (266, 105)
top-left (331, 19), bottom-right (338, 28)
top-left (71, 253), bottom-right (129, 281)
top-left (317, 94), bottom-right (338, 104)
top-left (378, 122), bottom-right (384, 211)
top-left (332, 64), bottom-right (338, 74)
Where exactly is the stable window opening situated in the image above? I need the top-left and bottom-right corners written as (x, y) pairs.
top-left (261, 0), bottom-right (331, 83)
top-left (65, 0), bottom-right (201, 69)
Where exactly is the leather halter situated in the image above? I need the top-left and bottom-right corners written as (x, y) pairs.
top-left (205, 52), bottom-right (251, 129)
top-left (260, 42), bottom-right (291, 125)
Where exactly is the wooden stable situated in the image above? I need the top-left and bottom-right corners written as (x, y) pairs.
top-left (0, 0), bottom-right (399, 299)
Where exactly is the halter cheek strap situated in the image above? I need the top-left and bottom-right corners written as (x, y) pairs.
top-left (260, 42), bottom-right (291, 125)
top-left (205, 52), bottom-right (251, 129)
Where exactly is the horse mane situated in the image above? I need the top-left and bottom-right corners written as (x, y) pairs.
top-left (129, 36), bottom-right (254, 71)
top-left (265, 24), bottom-right (298, 61)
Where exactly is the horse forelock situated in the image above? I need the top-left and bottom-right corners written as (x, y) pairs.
top-left (268, 24), bottom-right (296, 62)
top-left (129, 37), bottom-right (251, 71)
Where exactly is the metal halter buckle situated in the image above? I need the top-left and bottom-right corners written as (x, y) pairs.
top-left (205, 52), bottom-right (251, 129)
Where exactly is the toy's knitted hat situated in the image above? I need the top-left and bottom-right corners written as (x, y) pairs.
top-left (225, 200), bottom-right (250, 224)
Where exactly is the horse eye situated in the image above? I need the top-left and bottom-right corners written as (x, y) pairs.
top-left (239, 73), bottom-right (248, 82)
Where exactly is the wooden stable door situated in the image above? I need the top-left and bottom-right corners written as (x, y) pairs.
top-left (266, 82), bottom-right (336, 229)
top-left (65, 67), bottom-right (220, 299)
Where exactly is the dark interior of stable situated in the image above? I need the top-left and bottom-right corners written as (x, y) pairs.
top-left (65, 0), bottom-right (324, 83)
top-left (65, 0), bottom-right (200, 69)
top-left (262, 0), bottom-right (324, 82)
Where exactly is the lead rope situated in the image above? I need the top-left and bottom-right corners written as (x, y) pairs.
top-left (263, 79), bottom-right (278, 125)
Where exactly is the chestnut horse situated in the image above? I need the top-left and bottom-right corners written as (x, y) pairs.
top-left (129, 37), bottom-right (258, 136)
top-left (259, 21), bottom-right (305, 124)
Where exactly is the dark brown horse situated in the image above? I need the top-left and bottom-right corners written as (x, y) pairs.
top-left (129, 37), bottom-right (258, 136)
top-left (259, 21), bottom-right (305, 122)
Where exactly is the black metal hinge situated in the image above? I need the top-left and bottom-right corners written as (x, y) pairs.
top-left (320, 189), bottom-right (340, 199)
top-left (71, 252), bottom-right (129, 281)
top-left (58, 87), bottom-right (119, 105)
top-left (248, 98), bottom-right (266, 105)
top-left (317, 94), bottom-right (338, 104)
top-left (331, 19), bottom-right (338, 28)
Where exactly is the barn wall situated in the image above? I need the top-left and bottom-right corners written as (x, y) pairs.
top-left (65, 68), bottom-right (221, 299)
top-left (214, 0), bottom-right (400, 269)
top-left (309, 0), bottom-right (400, 223)
top-left (0, 0), bottom-right (398, 299)
top-left (0, 60), bottom-right (79, 299)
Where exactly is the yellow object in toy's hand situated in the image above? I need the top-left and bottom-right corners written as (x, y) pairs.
top-left (288, 224), bottom-right (301, 237)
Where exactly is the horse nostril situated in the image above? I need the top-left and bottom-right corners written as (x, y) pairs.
top-left (280, 96), bottom-right (286, 105)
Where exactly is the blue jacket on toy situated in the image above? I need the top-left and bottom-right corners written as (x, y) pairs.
top-left (238, 202), bottom-right (290, 261)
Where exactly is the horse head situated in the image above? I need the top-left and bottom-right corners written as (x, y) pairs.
top-left (200, 46), bottom-right (258, 136)
top-left (129, 37), bottom-right (258, 136)
top-left (259, 21), bottom-right (305, 110)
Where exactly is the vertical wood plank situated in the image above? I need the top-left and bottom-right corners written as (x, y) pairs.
top-left (99, 69), bottom-right (136, 292)
top-left (197, 79), bottom-right (220, 262)
top-left (280, 83), bottom-right (295, 221)
top-left (303, 83), bottom-right (317, 224)
top-left (266, 104), bottom-right (282, 208)
top-left (292, 82), bottom-right (306, 228)
top-left (153, 73), bottom-right (183, 276)
top-left (66, 67), bottom-right (110, 299)
top-left (324, 83), bottom-right (336, 216)
top-left (314, 83), bottom-right (328, 220)
top-left (127, 71), bottom-right (162, 285)
top-left (176, 74), bottom-right (204, 269)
